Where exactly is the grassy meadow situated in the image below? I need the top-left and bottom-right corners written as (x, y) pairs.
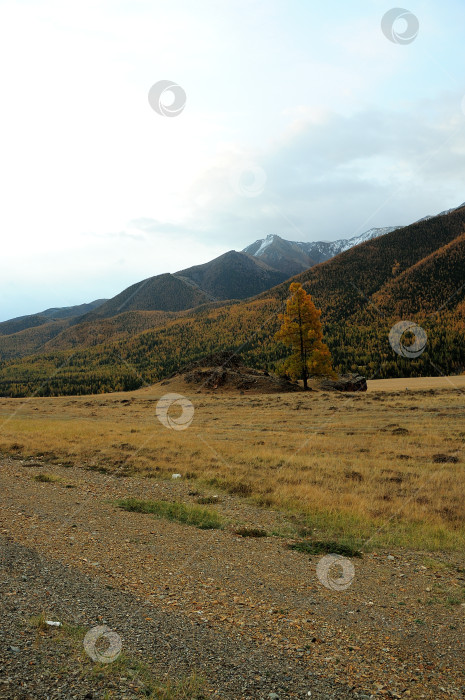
top-left (1, 375), bottom-right (464, 551)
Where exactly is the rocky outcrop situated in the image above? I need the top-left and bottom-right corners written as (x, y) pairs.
top-left (319, 374), bottom-right (367, 392)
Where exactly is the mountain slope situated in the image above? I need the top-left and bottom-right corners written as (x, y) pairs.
top-left (79, 273), bottom-right (212, 321)
top-left (38, 299), bottom-right (107, 321)
top-left (243, 236), bottom-right (317, 276)
top-left (372, 231), bottom-right (465, 317)
top-left (0, 251), bottom-right (287, 359)
top-left (176, 250), bottom-right (287, 300)
top-left (0, 314), bottom-right (52, 337)
top-left (44, 310), bottom-right (177, 352)
top-left (0, 300), bottom-right (106, 336)
top-left (268, 205), bottom-right (465, 323)
top-left (245, 201), bottom-right (465, 278)
top-left (1, 205), bottom-right (464, 396)
top-left (0, 319), bottom-right (71, 361)
top-left (415, 201), bottom-right (465, 223)
top-left (76, 251), bottom-right (287, 323)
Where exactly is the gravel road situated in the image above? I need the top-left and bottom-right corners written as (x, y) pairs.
top-left (0, 535), bottom-right (351, 699)
top-left (1, 454), bottom-right (464, 699)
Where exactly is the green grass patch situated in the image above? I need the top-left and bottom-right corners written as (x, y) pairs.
top-left (29, 614), bottom-right (86, 638)
top-left (116, 498), bottom-right (223, 530)
top-left (234, 527), bottom-right (267, 538)
top-left (269, 523), bottom-right (300, 539)
top-left (293, 507), bottom-right (465, 552)
top-left (289, 539), bottom-right (363, 558)
top-left (86, 464), bottom-right (111, 475)
top-left (33, 473), bottom-right (60, 483)
top-left (206, 477), bottom-right (253, 498)
top-left (196, 495), bottom-right (221, 505)
top-left (445, 596), bottom-right (463, 607)
top-left (421, 557), bottom-right (452, 571)
top-left (91, 653), bottom-right (206, 699)
top-left (28, 612), bottom-right (49, 630)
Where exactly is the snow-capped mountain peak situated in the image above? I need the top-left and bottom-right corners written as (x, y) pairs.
top-left (243, 227), bottom-right (401, 277)
top-left (242, 201), bottom-right (465, 278)
top-left (255, 234), bottom-right (278, 255)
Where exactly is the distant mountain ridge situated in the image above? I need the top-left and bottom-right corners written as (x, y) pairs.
top-left (415, 201), bottom-right (465, 224)
top-left (243, 200), bottom-right (465, 276)
top-left (243, 228), bottom-right (401, 276)
top-left (0, 252), bottom-right (288, 360)
top-left (0, 299), bottom-right (107, 337)
top-left (80, 251), bottom-right (288, 323)
top-left (1, 199), bottom-right (464, 368)
top-left (1, 202), bottom-right (463, 396)
top-left (4, 222), bottom-right (407, 331)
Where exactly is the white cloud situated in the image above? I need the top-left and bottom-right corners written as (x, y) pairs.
top-left (1, 0), bottom-right (465, 319)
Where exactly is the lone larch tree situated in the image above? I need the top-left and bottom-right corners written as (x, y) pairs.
top-left (275, 282), bottom-right (334, 390)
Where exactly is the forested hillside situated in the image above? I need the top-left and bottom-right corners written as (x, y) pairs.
top-left (0, 207), bottom-right (463, 397)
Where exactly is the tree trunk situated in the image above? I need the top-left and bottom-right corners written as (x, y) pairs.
top-left (297, 299), bottom-right (307, 389)
top-left (302, 371), bottom-right (308, 390)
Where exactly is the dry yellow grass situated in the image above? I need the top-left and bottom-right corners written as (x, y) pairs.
top-left (1, 375), bottom-right (464, 550)
top-left (367, 375), bottom-right (465, 392)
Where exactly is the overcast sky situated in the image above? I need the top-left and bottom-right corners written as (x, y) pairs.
top-left (1, 0), bottom-right (465, 320)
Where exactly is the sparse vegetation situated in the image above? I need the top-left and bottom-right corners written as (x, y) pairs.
top-left (89, 654), bottom-right (206, 699)
top-left (289, 540), bottom-right (362, 558)
top-left (1, 377), bottom-right (464, 550)
top-left (29, 612), bottom-right (50, 630)
top-left (196, 495), bottom-right (221, 504)
top-left (116, 498), bottom-right (223, 530)
top-left (28, 614), bottom-right (206, 699)
top-left (234, 526), bottom-right (267, 537)
top-left (33, 472), bottom-right (60, 483)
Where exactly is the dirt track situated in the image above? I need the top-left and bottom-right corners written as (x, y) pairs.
top-left (1, 454), bottom-right (464, 699)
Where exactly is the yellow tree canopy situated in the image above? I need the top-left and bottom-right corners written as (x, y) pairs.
top-left (275, 282), bottom-right (334, 388)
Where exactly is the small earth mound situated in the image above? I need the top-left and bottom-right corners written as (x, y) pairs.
top-left (184, 366), bottom-right (298, 394)
top-left (166, 352), bottom-right (300, 394)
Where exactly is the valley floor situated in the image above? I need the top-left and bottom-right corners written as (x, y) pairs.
top-left (367, 376), bottom-right (465, 392)
top-left (0, 377), bottom-right (464, 698)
